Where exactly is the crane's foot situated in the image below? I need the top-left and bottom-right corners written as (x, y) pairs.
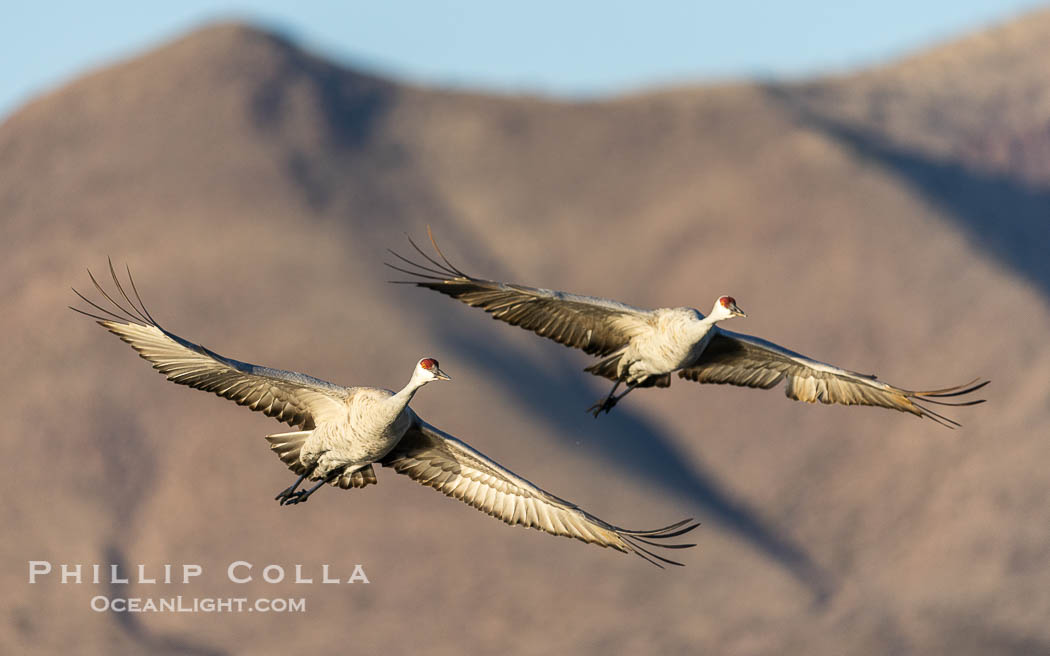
top-left (274, 472), bottom-right (309, 504)
top-left (278, 473), bottom-right (332, 507)
top-left (279, 489), bottom-right (314, 506)
top-left (586, 397), bottom-right (618, 417)
top-left (587, 381), bottom-right (638, 417)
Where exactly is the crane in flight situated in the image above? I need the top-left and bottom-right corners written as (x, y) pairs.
top-left (388, 229), bottom-right (987, 426)
top-left (71, 262), bottom-right (698, 567)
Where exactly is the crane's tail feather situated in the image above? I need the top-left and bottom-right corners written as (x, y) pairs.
top-left (265, 431), bottom-right (377, 490)
top-left (583, 353), bottom-right (623, 381)
top-left (335, 465), bottom-right (377, 489)
top-left (266, 431), bottom-right (314, 474)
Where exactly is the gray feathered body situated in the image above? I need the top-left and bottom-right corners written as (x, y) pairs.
top-left (299, 387), bottom-right (414, 479)
top-left (616, 307), bottom-right (713, 384)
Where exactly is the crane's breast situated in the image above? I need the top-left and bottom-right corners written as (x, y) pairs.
top-left (630, 308), bottom-right (707, 372)
top-left (344, 388), bottom-right (411, 459)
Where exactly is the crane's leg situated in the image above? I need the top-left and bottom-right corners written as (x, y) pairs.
top-left (588, 380), bottom-right (639, 417)
top-left (274, 465), bottom-right (316, 504)
top-left (607, 383), bottom-right (639, 413)
top-left (280, 469), bottom-right (340, 506)
top-left (586, 380), bottom-right (620, 417)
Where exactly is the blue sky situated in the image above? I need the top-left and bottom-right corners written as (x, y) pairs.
top-left (3, 1), bottom-right (1046, 119)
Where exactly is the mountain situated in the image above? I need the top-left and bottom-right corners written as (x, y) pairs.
top-left (3, 16), bottom-right (1049, 655)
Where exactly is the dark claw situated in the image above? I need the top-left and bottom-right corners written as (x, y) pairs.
top-left (280, 491), bottom-right (309, 506)
top-left (277, 476), bottom-right (328, 506)
top-left (274, 470), bottom-right (311, 504)
top-left (275, 488), bottom-right (308, 505)
top-left (586, 397), bottom-right (617, 418)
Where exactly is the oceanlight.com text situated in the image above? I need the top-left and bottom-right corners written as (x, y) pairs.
top-left (90, 595), bottom-right (306, 613)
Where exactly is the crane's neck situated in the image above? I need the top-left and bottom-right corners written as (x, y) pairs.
top-left (691, 312), bottom-right (724, 334)
top-left (386, 370), bottom-right (430, 416)
top-left (685, 309), bottom-right (731, 345)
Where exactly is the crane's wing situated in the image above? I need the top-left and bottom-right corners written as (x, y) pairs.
top-left (386, 229), bottom-right (650, 357)
top-left (678, 328), bottom-right (988, 428)
top-left (380, 419), bottom-right (698, 567)
top-left (71, 262), bottom-right (349, 429)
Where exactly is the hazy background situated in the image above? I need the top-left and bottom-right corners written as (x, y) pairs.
top-left (4, 3), bottom-right (1050, 655)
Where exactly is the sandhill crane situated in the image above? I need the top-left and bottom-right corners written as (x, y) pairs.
top-left (71, 263), bottom-right (697, 567)
top-left (387, 230), bottom-right (988, 426)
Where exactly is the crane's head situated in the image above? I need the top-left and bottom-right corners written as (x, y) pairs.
top-left (711, 295), bottom-right (747, 320)
top-left (416, 357), bottom-right (452, 382)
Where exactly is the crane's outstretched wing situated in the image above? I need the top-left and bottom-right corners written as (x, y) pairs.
top-left (381, 419), bottom-right (699, 567)
top-left (387, 229), bottom-right (650, 357)
top-left (678, 328), bottom-right (988, 428)
top-left (71, 261), bottom-right (349, 429)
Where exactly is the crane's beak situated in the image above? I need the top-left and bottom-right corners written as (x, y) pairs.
top-left (730, 302), bottom-right (747, 318)
top-left (433, 367), bottom-right (452, 381)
